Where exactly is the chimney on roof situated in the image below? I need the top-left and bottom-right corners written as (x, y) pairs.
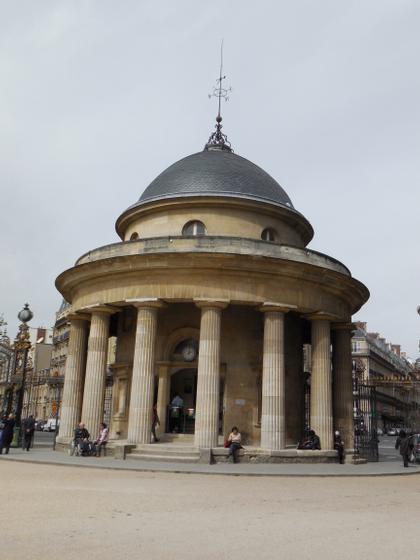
top-left (392, 344), bottom-right (401, 357)
top-left (368, 332), bottom-right (379, 339)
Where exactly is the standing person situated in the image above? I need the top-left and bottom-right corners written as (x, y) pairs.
top-left (227, 426), bottom-right (242, 463)
top-left (395, 430), bottom-right (412, 468)
top-left (334, 430), bottom-right (345, 464)
top-left (94, 422), bottom-right (109, 457)
top-left (0, 415), bottom-right (5, 451)
top-left (151, 405), bottom-right (160, 443)
top-left (0, 413), bottom-right (15, 454)
top-left (23, 415), bottom-right (35, 452)
top-left (170, 394), bottom-right (184, 433)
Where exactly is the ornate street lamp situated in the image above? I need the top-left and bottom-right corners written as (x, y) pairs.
top-left (12, 303), bottom-right (33, 446)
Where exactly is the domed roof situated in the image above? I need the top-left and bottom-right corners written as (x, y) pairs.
top-left (138, 147), bottom-right (294, 209)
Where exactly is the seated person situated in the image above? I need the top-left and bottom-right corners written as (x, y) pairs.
top-left (227, 426), bottom-right (242, 463)
top-left (94, 422), bottom-right (109, 457)
top-left (297, 429), bottom-right (321, 450)
top-left (74, 422), bottom-right (90, 455)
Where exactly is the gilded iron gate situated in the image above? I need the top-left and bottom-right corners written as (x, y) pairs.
top-left (352, 365), bottom-right (379, 462)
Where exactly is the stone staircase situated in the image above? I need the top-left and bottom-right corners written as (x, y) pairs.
top-left (127, 443), bottom-right (201, 463)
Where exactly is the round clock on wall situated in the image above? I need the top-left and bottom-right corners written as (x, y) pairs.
top-left (182, 343), bottom-right (197, 362)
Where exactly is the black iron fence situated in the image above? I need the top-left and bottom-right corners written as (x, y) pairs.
top-left (353, 380), bottom-right (379, 462)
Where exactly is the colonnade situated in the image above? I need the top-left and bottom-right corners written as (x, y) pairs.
top-left (58, 301), bottom-right (354, 451)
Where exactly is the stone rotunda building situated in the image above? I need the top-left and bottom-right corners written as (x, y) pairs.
top-left (56, 121), bottom-right (369, 462)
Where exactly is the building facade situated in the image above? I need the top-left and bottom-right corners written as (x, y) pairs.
top-left (55, 120), bottom-right (369, 460)
top-left (352, 322), bottom-right (419, 430)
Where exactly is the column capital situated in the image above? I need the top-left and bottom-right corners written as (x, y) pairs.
top-left (80, 303), bottom-right (119, 316)
top-left (305, 311), bottom-right (338, 322)
top-left (194, 298), bottom-right (229, 310)
top-left (125, 298), bottom-right (166, 309)
top-left (66, 312), bottom-right (91, 322)
top-left (331, 321), bottom-right (355, 331)
top-left (259, 302), bottom-right (297, 314)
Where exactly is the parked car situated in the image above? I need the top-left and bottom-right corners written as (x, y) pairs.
top-left (42, 418), bottom-right (59, 432)
top-left (35, 420), bottom-right (46, 431)
top-left (387, 427), bottom-right (398, 436)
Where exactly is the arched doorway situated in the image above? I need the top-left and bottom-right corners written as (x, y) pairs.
top-left (169, 368), bottom-right (197, 434)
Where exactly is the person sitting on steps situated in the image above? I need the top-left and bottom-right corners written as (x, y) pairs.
top-left (227, 426), bottom-right (242, 463)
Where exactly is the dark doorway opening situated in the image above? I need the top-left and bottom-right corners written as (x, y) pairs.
top-left (168, 368), bottom-right (197, 434)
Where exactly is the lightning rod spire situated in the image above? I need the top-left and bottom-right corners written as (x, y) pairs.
top-left (206, 40), bottom-right (232, 151)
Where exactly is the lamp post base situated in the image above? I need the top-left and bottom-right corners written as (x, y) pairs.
top-left (10, 426), bottom-right (22, 448)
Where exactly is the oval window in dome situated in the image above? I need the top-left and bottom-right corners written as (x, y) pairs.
top-left (261, 228), bottom-right (277, 242)
top-left (182, 220), bottom-right (206, 236)
top-left (129, 232), bottom-right (139, 241)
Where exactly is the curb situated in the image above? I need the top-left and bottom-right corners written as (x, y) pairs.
top-left (1, 455), bottom-right (420, 478)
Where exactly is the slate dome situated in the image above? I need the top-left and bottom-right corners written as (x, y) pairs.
top-left (138, 147), bottom-right (294, 209)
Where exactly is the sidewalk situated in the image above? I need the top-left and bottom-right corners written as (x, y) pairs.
top-left (1, 444), bottom-right (419, 477)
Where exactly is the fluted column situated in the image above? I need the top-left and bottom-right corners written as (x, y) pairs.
top-left (260, 305), bottom-right (288, 450)
top-left (81, 309), bottom-right (111, 437)
top-left (310, 317), bottom-right (333, 450)
top-left (127, 301), bottom-right (162, 444)
top-left (156, 365), bottom-right (170, 435)
top-left (57, 316), bottom-right (89, 440)
top-left (194, 300), bottom-right (227, 449)
top-left (332, 323), bottom-right (354, 449)
top-left (285, 313), bottom-right (304, 445)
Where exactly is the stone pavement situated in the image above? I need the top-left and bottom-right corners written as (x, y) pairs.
top-left (1, 436), bottom-right (419, 476)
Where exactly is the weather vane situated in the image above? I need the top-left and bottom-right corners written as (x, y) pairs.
top-left (206, 40), bottom-right (233, 151)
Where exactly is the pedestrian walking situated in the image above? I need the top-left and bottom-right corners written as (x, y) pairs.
top-left (0, 413), bottom-right (15, 454)
top-left (22, 415), bottom-right (35, 452)
top-left (395, 430), bottom-right (412, 468)
top-left (152, 405), bottom-right (160, 442)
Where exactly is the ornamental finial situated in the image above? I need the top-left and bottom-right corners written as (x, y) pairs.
top-left (205, 40), bottom-right (233, 152)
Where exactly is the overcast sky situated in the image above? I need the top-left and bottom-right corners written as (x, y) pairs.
top-left (1, 1), bottom-right (419, 358)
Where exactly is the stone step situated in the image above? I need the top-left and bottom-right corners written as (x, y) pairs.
top-left (127, 453), bottom-right (200, 463)
top-left (132, 444), bottom-right (200, 457)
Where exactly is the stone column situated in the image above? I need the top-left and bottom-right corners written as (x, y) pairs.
top-left (156, 365), bottom-right (170, 435)
top-left (194, 300), bottom-right (227, 449)
top-left (81, 309), bottom-right (112, 437)
top-left (310, 316), bottom-right (333, 450)
top-left (57, 315), bottom-right (89, 441)
top-left (332, 323), bottom-right (354, 449)
top-left (260, 304), bottom-right (290, 450)
top-left (285, 313), bottom-right (304, 446)
top-left (127, 301), bottom-right (162, 445)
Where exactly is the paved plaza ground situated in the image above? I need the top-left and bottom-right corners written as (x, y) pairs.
top-left (2, 459), bottom-right (420, 560)
top-left (1, 434), bottom-right (420, 559)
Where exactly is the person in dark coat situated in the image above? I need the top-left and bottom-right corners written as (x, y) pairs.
top-left (334, 430), bottom-right (345, 464)
top-left (74, 422), bottom-right (90, 455)
top-left (395, 430), bottom-right (412, 467)
top-left (297, 429), bottom-right (321, 450)
top-left (151, 405), bottom-right (160, 443)
top-left (308, 429), bottom-right (321, 450)
top-left (0, 413), bottom-right (15, 454)
top-left (22, 415), bottom-right (35, 452)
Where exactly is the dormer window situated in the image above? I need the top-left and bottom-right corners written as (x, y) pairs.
top-left (261, 228), bottom-right (277, 242)
top-left (182, 220), bottom-right (206, 236)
